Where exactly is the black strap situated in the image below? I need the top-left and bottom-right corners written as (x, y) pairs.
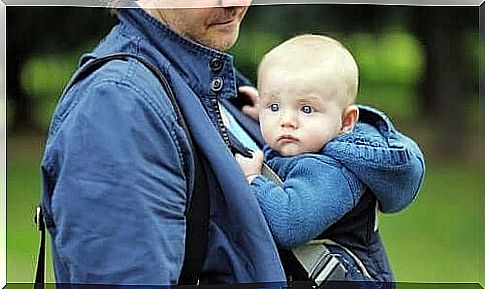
top-left (34, 207), bottom-right (45, 289)
top-left (34, 53), bottom-right (210, 286)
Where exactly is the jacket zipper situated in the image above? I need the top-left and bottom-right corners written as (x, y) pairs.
top-left (210, 97), bottom-right (231, 147)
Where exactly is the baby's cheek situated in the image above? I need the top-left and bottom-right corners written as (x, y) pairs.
top-left (261, 129), bottom-right (275, 146)
top-left (302, 135), bottom-right (328, 153)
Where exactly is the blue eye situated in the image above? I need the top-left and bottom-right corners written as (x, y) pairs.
top-left (269, 103), bottom-right (280, 112)
top-left (301, 105), bottom-right (313, 114)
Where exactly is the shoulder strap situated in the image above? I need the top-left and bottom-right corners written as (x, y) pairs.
top-left (34, 53), bottom-right (209, 287)
top-left (260, 163), bottom-right (349, 286)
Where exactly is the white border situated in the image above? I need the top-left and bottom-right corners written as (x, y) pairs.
top-left (1, 0), bottom-right (482, 287)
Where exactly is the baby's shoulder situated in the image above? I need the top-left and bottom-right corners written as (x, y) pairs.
top-left (290, 153), bottom-right (342, 170)
top-left (330, 123), bottom-right (387, 148)
top-left (264, 148), bottom-right (342, 176)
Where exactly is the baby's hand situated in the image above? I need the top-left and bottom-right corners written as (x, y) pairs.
top-left (235, 151), bottom-right (264, 183)
top-left (238, 86), bottom-right (260, 121)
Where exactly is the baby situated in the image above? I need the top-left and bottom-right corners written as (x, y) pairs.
top-left (236, 35), bottom-right (425, 283)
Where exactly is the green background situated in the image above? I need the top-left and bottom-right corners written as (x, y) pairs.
top-left (5, 4), bottom-right (483, 287)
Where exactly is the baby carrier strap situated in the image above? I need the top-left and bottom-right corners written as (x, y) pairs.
top-left (260, 163), bottom-right (350, 288)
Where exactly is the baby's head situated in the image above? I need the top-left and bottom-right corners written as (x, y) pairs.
top-left (257, 34), bottom-right (359, 157)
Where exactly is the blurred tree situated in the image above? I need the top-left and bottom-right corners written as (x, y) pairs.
top-left (6, 7), bottom-right (113, 133)
top-left (410, 7), bottom-right (478, 157)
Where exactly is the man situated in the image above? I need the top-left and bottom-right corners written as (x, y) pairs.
top-left (40, 0), bottom-right (285, 285)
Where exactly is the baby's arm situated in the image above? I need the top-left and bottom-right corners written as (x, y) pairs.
top-left (237, 155), bottom-right (364, 249)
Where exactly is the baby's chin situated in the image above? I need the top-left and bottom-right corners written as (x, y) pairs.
top-left (275, 143), bottom-right (319, 157)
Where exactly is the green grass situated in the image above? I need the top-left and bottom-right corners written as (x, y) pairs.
top-left (7, 136), bottom-right (55, 282)
top-left (380, 161), bottom-right (480, 282)
top-left (6, 135), bottom-right (482, 284)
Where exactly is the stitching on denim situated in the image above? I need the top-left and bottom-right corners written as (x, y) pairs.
top-left (49, 89), bottom-right (81, 138)
top-left (168, 126), bottom-right (189, 185)
top-left (43, 86), bottom-right (83, 173)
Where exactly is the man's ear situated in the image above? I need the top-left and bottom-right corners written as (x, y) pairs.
top-left (340, 105), bottom-right (359, 134)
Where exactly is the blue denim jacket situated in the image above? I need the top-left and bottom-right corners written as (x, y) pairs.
top-left (251, 106), bottom-right (425, 282)
top-left (41, 7), bottom-right (286, 286)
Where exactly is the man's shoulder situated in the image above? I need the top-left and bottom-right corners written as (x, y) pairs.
top-left (73, 56), bottom-right (178, 116)
top-left (47, 55), bottom-right (181, 140)
top-left (87, 57), bottom-right (167, 94)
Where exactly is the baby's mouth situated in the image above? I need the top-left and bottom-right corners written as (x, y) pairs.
top-left (277, 135), bottom-right (298, 142)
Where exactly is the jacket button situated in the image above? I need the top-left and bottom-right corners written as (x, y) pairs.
top-left (211, 77), bottom-right (223, 92)
top-left (210, 58), bottom-right (223, 71)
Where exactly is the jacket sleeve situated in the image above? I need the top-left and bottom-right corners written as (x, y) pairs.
top-left (249, 156), bottom-right (364, 249)
top-left (41, 77), bottom-right (188, 285)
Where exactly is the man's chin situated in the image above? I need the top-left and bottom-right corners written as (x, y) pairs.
top-left (221, 37), bottom-right (240, 51)
top-left (207, 27), bottom-right (239, 50)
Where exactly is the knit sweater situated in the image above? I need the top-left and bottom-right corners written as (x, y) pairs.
top-left (250, 105), bottom-right (425, 250)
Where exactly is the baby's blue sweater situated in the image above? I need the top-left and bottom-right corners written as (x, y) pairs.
top-left (250, 106), bottom-right (425, 249)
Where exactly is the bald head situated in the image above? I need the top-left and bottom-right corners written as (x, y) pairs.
top-left (258, 34), bottom-right (359, 105)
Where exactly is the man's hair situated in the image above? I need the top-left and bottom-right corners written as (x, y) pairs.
top-left (258, 34), bottom-right (359, 104)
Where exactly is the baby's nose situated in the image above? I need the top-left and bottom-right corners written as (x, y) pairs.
top-left (280, 110), bottom-right (298, 129)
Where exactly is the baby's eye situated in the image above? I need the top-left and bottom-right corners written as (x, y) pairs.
top-left (301, 105), bottom-right (313, 114)
top-left (269, 103), bottom-right (280, 112)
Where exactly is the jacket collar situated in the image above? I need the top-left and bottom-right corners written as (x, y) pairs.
top-left (116, 7), bottom-right (238, 100)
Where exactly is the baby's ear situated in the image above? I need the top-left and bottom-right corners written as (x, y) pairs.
top-left (340, 105), bottom-right (359, 134)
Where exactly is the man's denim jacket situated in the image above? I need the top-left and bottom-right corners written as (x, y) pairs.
top-left (41, 8), bottom-right (285, 285)
top-left (40, 7), bottom-right (423, 286)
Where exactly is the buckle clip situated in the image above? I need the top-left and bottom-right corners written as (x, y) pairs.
top-left (34, 206), bottom-right (45, 231)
